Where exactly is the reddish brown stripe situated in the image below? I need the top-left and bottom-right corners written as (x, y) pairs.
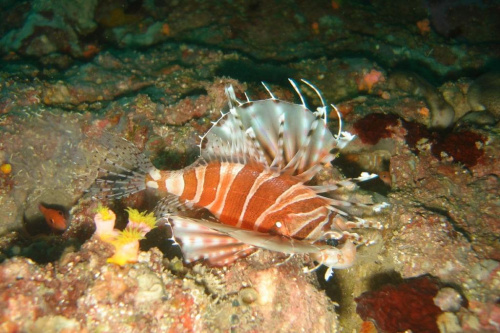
top-left (240, 174), bottom-right (299, 230)
top-left (208, 163), bottom-right (241, 214)
top-left (291, 211), bottom-right (329, 240)
top-left (258, 196), bottom-right (329, 238)
top-left (152, 171), bottom-right (168, 191)
top-left (219, 165), bottom-right (261, 226)
top-left (197, 162), bottom-right (221, 207)
top-left (181, 168), bottom-right (197, 200)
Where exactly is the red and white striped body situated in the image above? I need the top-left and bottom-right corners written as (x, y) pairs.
top-left (146, 161), bottom-right (334, 242)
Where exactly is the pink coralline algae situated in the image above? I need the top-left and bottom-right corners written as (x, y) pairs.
top-left (358, 69), bottom-right (385, 93)
top-left (355, 275), bottom-right (443, 333)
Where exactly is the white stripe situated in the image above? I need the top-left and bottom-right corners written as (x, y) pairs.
top-left (191, 165), bottom-right (206, 204)
top-left (253, 186), bottom-right (316, 230)
top-left (165, 171), bottom-right (185, 196)
top-left (149, 168), bottom-right (161, 180)
top-left (236, 171), bottom-right (278, 228)
top-left (146, 181), bottom-right (159, 189)
top-left (252, 182), bottom-right (304, 230)
top-left (206, 163), bottom-right (245, 217)
top-left (286, 206), bottom-right (328, 238)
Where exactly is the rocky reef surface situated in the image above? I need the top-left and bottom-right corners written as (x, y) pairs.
top-left (0, 0), bottom-right (499, 332)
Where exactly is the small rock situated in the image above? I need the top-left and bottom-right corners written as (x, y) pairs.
top-left (135, 271), bottom-right (165, 303)
top-left (433, 287), bottom-right (463, 312)
top-left (436, 312), bottom-right (462, 333)
top-left (239, 287), bottom-right (259, 305)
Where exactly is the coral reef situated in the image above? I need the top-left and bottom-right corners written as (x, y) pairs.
top-left (0, 238), bottom-right (339, 332)
top-left (0, 0), bottom-right (498, 331)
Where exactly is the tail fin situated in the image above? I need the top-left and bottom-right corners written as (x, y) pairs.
top-left (88, 133), bottom-right (154, 199)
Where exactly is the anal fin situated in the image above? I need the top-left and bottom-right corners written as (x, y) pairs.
top-left (168, 216), bottom-right (256, 266)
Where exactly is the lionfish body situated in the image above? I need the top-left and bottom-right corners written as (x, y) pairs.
top-left (94, 80), bottom-right (385, 279)
top-left (147, 161), bottom-right (337, 241)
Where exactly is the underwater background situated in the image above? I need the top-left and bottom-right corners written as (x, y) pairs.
top-left (0, 0), bottom-right (499, 332)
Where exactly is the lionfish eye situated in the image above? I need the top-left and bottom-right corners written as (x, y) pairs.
top-left (325, 238), bottom-right (339, 247)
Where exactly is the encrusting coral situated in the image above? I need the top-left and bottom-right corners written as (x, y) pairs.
top-left (93, 206), bottom-right (157, 266)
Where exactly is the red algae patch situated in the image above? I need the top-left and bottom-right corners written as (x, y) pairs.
top-left (355, 275), bottom-right (442, 333)
top-left (353, 113), bottom-right (399, 145)
top-left (354, 113), bottom-right (486, 168)
top-left (431, 131), bottom-right (486, 168)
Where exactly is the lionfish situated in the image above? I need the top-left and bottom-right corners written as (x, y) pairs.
top-left (92, 80), bottom-right (386, 279)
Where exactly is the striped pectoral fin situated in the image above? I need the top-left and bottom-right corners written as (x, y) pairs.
top-left (168, 216), bottom-right (256, 267)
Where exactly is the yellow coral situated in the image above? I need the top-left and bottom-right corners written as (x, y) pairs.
top-left (112, 228), bottom-right (145, 245)
top-left (94, 204), bottom-right (117, 240)
top-left (96, 203), bottom-right (115, 221)
top-left (107, 240), bottom-right (140, 266)
top-left (107, 228), bottom-right (144, 266)
top-left (94, 207), bottom-right (155, 265)
top-left (125, 207), bottom-right (157, 231)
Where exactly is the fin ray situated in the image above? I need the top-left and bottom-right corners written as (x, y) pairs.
top-left (168, 216), bottom-right (256, 266)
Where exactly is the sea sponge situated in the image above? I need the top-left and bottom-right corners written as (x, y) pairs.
top-left (467, 72), bottom-right (500, 118)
